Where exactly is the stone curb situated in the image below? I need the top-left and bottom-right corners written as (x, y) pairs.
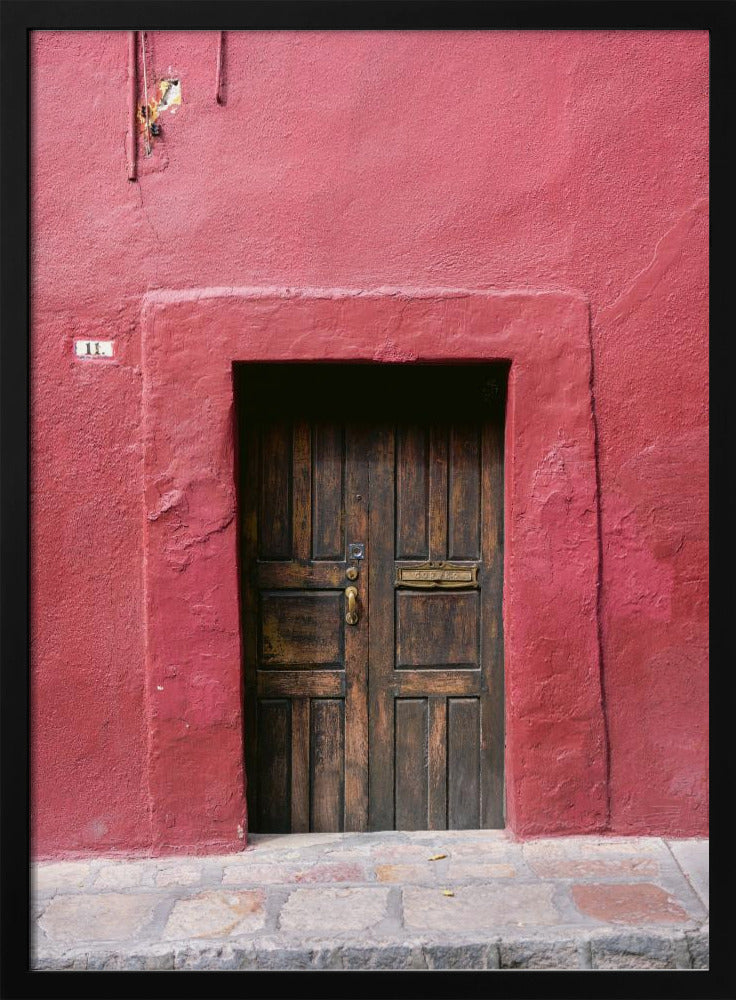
top-left (33, 927), bottom-right (708, 971)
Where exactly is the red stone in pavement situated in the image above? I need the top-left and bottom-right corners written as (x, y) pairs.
top-left (292, 863), bottom-right (367, 884)
top-left (571, 883), bottom-right (688, 924)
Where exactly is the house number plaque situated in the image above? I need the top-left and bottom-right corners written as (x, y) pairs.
top-left (395, 562), bottom-right (478, 589)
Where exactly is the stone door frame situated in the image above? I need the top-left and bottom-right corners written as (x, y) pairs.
top-left (141, 287), bottom-right (607, 853)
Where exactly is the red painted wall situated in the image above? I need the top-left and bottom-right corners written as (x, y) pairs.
top-left (30, 30), bottom-right (708, 857)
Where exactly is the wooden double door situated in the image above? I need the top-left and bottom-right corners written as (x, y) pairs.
top-left (236, 364), bottom-right (505, 833)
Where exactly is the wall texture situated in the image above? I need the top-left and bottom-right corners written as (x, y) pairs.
top-left (31, 30), bottom-right (708, 857)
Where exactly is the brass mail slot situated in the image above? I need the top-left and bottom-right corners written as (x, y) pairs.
top-left (395, 562), bottom-right (479, 589)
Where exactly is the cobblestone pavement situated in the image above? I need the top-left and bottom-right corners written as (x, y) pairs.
top-left (31, 831), bottom-right (708, 971)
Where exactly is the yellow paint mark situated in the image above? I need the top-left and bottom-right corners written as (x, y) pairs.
top-left (137, 79), bottom-right (182, 141)
top-left (428, 854), bottom-right (447, 861)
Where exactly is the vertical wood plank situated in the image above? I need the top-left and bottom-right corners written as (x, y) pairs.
top-left (257, 699), bottom-right (292, 833)
top-left (258, 419), bottom-right (292, 559)
top-left (447, 698), bottom-right (480, 829)
top-left (428, 425), bottom-right (448, 561)
top-left (448, 424), bottom-right (481, 560)
top-left (394, 699), bottom-right (429, 830)
top-left (368, 425), bottom-right (396, 830)
top-left (310, 699), bottom-right (345, 832)
top-left (292, 420), bottom-right (311, 562)
top-left (312, 422), bottom-right (344, 560)
top-left (395, 425), bottom-right (429, 559)
top-left (290, 697), bottom-right (310, 832)
top-left (428, 697), bottom-right (447, 829)
top-left (480, 419), bottom-right (505, 828)
top-left (344, 424), bottom-right (369, 831)
top-left (240, 414), bottom-right (261, 828)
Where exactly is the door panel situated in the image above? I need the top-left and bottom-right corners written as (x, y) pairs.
top-left (396, 426), bottom-right (429, 559)
top-left (258, 420), bottom-right (293, 560)
top-left (394, 699), bottom-right (429, 830)
top-left (367, 409), bottom-right (503, 831)
top-left (240, 395), bottom-right (369, 833)
top-left (238, 364), bottom-right (505, 833)
top-left (448, 425), bottom-right (482, 560)
top-left (310, 698), bottom-right (346, 832)
top-left (395, 591), bottom-right (480, 669)
top-left (260, 590), bottom-right (344, 668)
top-left (312, 422), bottom-right (345, 559)
top-left (256, 699), bottom-right (291, 833)
top-left (447, 698), bottom-right (481, 829)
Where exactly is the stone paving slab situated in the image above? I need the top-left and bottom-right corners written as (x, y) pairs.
top-left (666, 838), bottom-right (709, 907)
top-left (31, 832), bottom-right (708, 971)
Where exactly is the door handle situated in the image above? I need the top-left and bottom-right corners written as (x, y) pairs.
top-left (345, 586), bottom-right (359, 625)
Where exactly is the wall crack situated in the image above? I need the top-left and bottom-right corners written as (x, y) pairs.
top-left (595, 198), bottom-right (708, 326)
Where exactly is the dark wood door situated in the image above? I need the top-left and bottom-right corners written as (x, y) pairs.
top-left (237, 365), bottom-right (505, 833)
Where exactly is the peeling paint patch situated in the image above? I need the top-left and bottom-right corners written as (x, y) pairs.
top-left (157, 78), bottom-right (182, 113)
top-left (147, 489), bottom-right (184, 522)
top-left (137, 79), bottom-right (182, 147)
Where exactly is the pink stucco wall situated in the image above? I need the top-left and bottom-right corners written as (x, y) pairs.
top-left (31, 30), bottom-right (708, 857)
